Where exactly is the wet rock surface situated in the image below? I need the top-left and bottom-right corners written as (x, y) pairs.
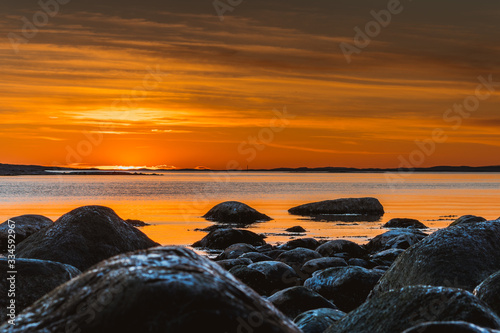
top-left (0, 215), bottom-right (53, 253)
top-left (203, 201), bottom-right (272, 224)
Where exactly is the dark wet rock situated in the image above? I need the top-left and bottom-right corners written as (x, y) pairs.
top-left (268, 286), bottom-right (337, 319)
top-left (383, 218), bottom-right (428, 229)
top-left (370, 248), bottom-right (405, 266)
top-left (373, 265), bottom-right (390, 272)
top-left (364, 228), bottom-right (427, 254)
top-left (2, 247), bottom-right (301, 333)
top-left (124, 219), bottom-right (149, 227)
top-left (215, 243), bottom-right (257, 260)
top-left (403, 321), bottom-right (500, 333)
top-left (474, 270), bottom-right (500, 316)
top-left (332, 252), bottom-right (350, 260)
top-left (316, 240), bottom-right (366, 258)
top-left (0, 258), bottom-right (80, 322)
top-left (229, 265), bottom-right (272, 295)
top-left (347, 258), bottom-right (370, 268)
top-left (326, 286), bottom-right (500, 333)
top-left (239, 252), bottom-right (273, 263)
top-left (193, 229), bottom-right (265, 250)
top-left (449, 215), bottom-right (488, 227)
top-left (278, 238), bottom-right (320, 251)
top-left (277, 248), bottom-right (322, 267)
top-left (0, 215), bottom-right (52, 252)
top-left (305, 266), bottom-right (383, 312)
top-left (286, 226), bottom-right (306, 233)
top-left (194, 224), bottom-right (231, 232)
top-left (302, 257), bottom-right (348, 275)
top-left (217, 258), bottom-right (253, 270)
top-left (294, 308), bottom-right (346, 333)
top-left (257, 244), bottom-right (274, 252)
top-left (263, 250), bottom-right (287, 259)
top-left (374, 222), bottom-right (500, 294)
top-left (248, 261), bottom-right (301, 294)
top-left (288, 197), bottom-right (384, 216)
top-left (16, 206), bottom-right (159, 271)
top-left (203, 201), bottom-right (272, 224)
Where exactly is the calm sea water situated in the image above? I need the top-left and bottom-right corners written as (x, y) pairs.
top-left (0, 172), bottom-right (499, 246)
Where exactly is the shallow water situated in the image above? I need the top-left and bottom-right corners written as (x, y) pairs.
top-left (0, 172), bottom-right (499, 246)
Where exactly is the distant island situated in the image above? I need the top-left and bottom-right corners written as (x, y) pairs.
top-left (1, 163), bottom-right (500, 176)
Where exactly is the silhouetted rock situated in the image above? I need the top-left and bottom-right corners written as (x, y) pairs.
top-left (0, 258), bottom-right (80, 322)
top-left (278, 238), bottom-right (319, 250)
top-left (475, 270), bottom-right (500, 316)
top-left (277, 248), bottom-right (322, 267)
top-left (288, 198), bottom-right (384, 216)
top-left (16, 206), bottom-right (158, 271)
top-left (203, 201), bottom-right (272, 224)
top-left (326, 286), bottom-right (500, 333)
top-left (305, 266), bottom-right (383, 312)
top-left (0, 215), bottom-right (52, 253)
top-left (374, 221), bottom-right (500, 294)
top-left (193, 229), bottom-right (265, 250)
top-left (383, 218), bottom-right (428, 229)
top-left (294, 308), bottom-right (346, 333)
top-left (124, 219), bottom-right (149, 227)
top-left (364, 229), bottom-right (427, 254)
top-left (1, 247), bottom-right (301, 333)
top-left (286, 226), bottom-right (306, 233)
top-left (316, 239), bottom-right (366, 258)
top-left (301, 257), bottom-right (348, 275)
top-left (248, 261), bottom-right (301, 294)
top-left (403, 321), bottom-right (500, 333)
top-left (268, 286), bottom-right (337, 319)
top-left (449, 215), bottom-right (487, 227)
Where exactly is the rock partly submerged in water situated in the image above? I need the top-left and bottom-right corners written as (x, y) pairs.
top-left (294, 308), bottom-right (346, 333)
top-left (0, 258), bottom-right (80, 322)
top-left (374, 221), bottom-right (500, 294)
top-left (193, 228), bottom-right (266, 250)
top-left (0, 215), bottom-right (53, 253)
top-left (304, 266), bottom-right (383, 312)
top-left (124, 219), bottom-right (149, 227)
top-left (288, 197), bottom-right (384, 217)
top-left (326, 286), bottom-right (500, 333)
top-left (383, 218), bottom-right (428, 229)
top-left (203, 201), bottom-right (272, 224)
top-left (16, 206), bottom-right (159, 271)
top-left (449, 215), bottom-right (488, 227)
top-left (1, 247), bottom-right (301, 333)
top-left (286, 226), bottom-right (307, 233)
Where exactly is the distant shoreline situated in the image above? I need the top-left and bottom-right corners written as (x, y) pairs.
top-left (1, 163), bottom-right (500, 176)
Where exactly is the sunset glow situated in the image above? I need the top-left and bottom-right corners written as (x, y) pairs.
top-left (1, 0), bottom-right (499, 169)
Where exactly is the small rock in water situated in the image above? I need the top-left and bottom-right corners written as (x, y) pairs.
top-left (382, 218), bottom-right (428, 229)
top-left (203, 201), bottom-right (272, 224)
top-left (124, 219), bottom-right (149, 227)
top-left (286, 226), bottom-right (307, 233)
top-left (449, 215), bottom-right (487, 227)
top-left (288, 197), bottom-right (384, 216)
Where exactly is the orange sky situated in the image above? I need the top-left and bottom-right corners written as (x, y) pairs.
top-left (0, 0), bottom-right (499, 169)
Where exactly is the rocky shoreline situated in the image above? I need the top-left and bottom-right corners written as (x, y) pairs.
top-left (1, 202), bottom-right (500, 332)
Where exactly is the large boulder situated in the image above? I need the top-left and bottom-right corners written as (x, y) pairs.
top-left (364, 228), bottom-right (427, 254)
top-left (203, 201), bottom-right (272, 224)
top-left (16, 206), bottom-right (158, 271)
top-left (0, 258), bottom-right (80, 323)
top-left (294, 308), bottom-right (346, 333)
top-left (316, 239), bottom-right (366, 258)
top-left (374, 222), bottom-right (500, 294)
top-left (474, 271), bottom-right (500, 316)
top-left (403, 321), bottom-right (500, 333)
top-left (288, 197), bottom-right (384, 216)
top-left (0, 215), bottom-right (52, 252)
top-left (268, 286), bottom-right (337, 319)
top-left (304, 266), bottom-right (383, 312)
top-left (1, 247), bottom-right (301, 333)
top-left (449, 215), bottom-right (487, 227)
top-left (193, 229), bottom-right (265, 249)
top-left (383, 218), bottom-right (428, 229)
top-left (326, 286), bottom-right (500, 333)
